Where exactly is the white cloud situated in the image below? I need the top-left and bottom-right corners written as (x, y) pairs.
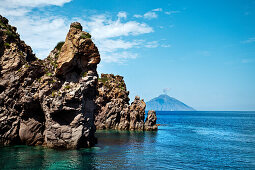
top-left (2, 1), bottom-right (162, 64)
top-left (6, 10), bottom-right (154, 63)
top-left (161, 44), bottom-right (171, 48)
top-left (117, 12), bottom-right (127, 19)
top-left (1, 0), bottom-right (72, 8)
top-left (80, 14), bottom-right (153, 40)
top-left (241, 37), bottom-right (255, 44)
top-left (9, 16), bottom-right (70, 58)
top-left (0, 0), bottom-right (72, 17)
top-left (165, 11), bottom-right (180, 15)
top-left (133, 14), bottom-right (143, 18)
top-left (78, 14), bottom-right (154, 63)
top-left (96, 39), bottom-right (141, 53)
top-left (144, 41), bottom-right (158, 48)
top-left (152, 8), bottom-right (163, 12)
top-left (133, 8), bottom-right (163, 20)
top-left (0, 8), bottom-right (30, 17)
top-left (144, 11), bottom-right (158, 19)
top-left (101, 51), bottom-right (138, 64)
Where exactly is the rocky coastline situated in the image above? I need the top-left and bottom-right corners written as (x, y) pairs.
top-left (0, 15), bottom-right (157, 149)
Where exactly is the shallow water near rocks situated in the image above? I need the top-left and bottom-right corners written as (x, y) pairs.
top-left (1, 111), bottom-right (255, 169)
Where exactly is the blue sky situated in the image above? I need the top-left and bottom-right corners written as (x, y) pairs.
top-left (1, 0), bottom-right (255, 110)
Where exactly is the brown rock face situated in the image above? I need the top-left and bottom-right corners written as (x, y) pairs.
top-left (0, 15), bottom-right (156, 149)
top-left (129, 96), bottom-right (146, 130)
top-left (95, 74), bottom-right (157, 131)
top-left (145, 110), bottom-right (157, 131)
top-left (0, 16), bottom-right (100, 148)
top-left (56, 22), bottom-right (100, 79)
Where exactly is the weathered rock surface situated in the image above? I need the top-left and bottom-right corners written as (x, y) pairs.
top-left (0, 15), bottom-right (157, 149)
top-left (0, 16), bottom-right (100, 148)
top-left (144, 110), bottom-right (157, 131)
top-left (95, 74), bottom-right (157, 131)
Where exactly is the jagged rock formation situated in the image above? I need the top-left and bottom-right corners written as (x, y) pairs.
top-left (0, 16), bottom-right (100, 148)
top-left (95, 74), bottom-right (157, 131)
top-left (144, 110), bottom-right (157, 130)
top-left (0, 15), bottom-right (157, 149)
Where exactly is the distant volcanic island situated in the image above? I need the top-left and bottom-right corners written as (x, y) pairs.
top-left (0, 15), bottom-right (157, 149)
top-left (146, 94), bottom-right (195, 111)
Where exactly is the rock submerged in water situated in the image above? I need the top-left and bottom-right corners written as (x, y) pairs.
top-left (0, 15), bottom-right (157, 149)
top-left (95, 74), bottom-right (157, 131)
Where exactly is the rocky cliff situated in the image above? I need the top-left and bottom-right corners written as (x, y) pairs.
top-left (0, 15), bottom-right (157, 149)
top-left (95, 74), bottom-right (157, 131)
top-left (0, 16), bottom-right (99, 148)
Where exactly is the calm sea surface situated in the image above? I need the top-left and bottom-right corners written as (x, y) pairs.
top-left (1, 111), bottom-right (255, 169)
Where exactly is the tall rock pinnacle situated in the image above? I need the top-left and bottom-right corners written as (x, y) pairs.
top-left (0, 16), bottom-right (100, 149)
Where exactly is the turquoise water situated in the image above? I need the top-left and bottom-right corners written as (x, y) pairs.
top-left (1, 111), bottom-right (255, 169)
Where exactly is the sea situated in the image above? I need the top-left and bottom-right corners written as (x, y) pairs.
top-left (0, 111), bottom-right (255, 169)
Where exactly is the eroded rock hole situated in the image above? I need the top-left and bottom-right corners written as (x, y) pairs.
top-left (51, 110), bottom-right (76, 125)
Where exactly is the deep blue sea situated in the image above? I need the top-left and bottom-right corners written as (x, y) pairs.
top-left (1, 111), bottom-right (255, 169)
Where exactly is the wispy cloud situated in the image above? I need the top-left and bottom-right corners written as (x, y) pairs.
top-left (144, 11), bottom-right (158, 19)
top-left (144, 41), bottom-right (159, 48)
top-left (133, 8), bottom-right (163, 20)
top-left (1, 3), bottom-right (172, 64)
top-left (1, 0), bottom-right (71, 8)
top-left (161, 44), bottom-right (171, 48)
top-left (2, 5), bottom-right (155, 63)
top-left (241, 37), bottom-right (255, 44)
top-left (152, 8), bottom-right (163, 12)
top-left (133, 14), bottom-right (143, 18)
top-left (165, 11), bottom-right (180, 15)
top-left (0, 0), bottom-right (72, 17)
top-left (96, 39), bottom-right (142, 53)
top-left (117, 11), bottom-right (127, 19)
top-left (82, 14), bottom-right (153, 39)
top-left (101, 51), bottom-right (138, 64)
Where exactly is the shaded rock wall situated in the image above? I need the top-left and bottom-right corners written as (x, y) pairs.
top-left (95, 74), bottom-right (157, 131)
top-left (0, 17), bottom-right (100, 148)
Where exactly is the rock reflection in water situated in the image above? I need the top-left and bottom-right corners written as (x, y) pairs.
top-left (0, 130), bottom-right (158, 169)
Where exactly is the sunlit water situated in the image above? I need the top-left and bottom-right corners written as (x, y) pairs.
top-left (1, 111), bottom-right (255, 169)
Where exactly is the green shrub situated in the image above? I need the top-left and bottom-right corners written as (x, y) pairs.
top-left (4, 42), bottom-right (10, 47)
top-left (0, 22), bottom-right (5, 28)
top-left (46, 72), bottom-right (52, 77)
top-left (49, 79), bottom-right (56, 84)
top-left (81, 71), bottom-right (87, 77)
top-left (51, 61), bottom-right (57, 68)
top-left (4, 30), bottom-right (17, 39)
top-left (52, 90), bottom-right (56, 97)
top-left (71, 24), bottom-right (82, 30)
top-left (65, 85), bottom-right (71, 89)
top-left (55, 41), bottom-right (65, 51)
top-left (98, 76), bottom-right (109, 84)
top-left (80, 33), bottom-right (91, 39)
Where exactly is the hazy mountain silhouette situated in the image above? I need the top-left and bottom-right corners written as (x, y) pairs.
top-left (146, 94), bottom-right (195, 111)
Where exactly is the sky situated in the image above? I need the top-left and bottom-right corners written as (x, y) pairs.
top-left (0, 0), bottom-right (255, 111)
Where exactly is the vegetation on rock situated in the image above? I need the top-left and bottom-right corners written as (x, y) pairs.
top-left (54, 41), bottom-right (65, 51)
